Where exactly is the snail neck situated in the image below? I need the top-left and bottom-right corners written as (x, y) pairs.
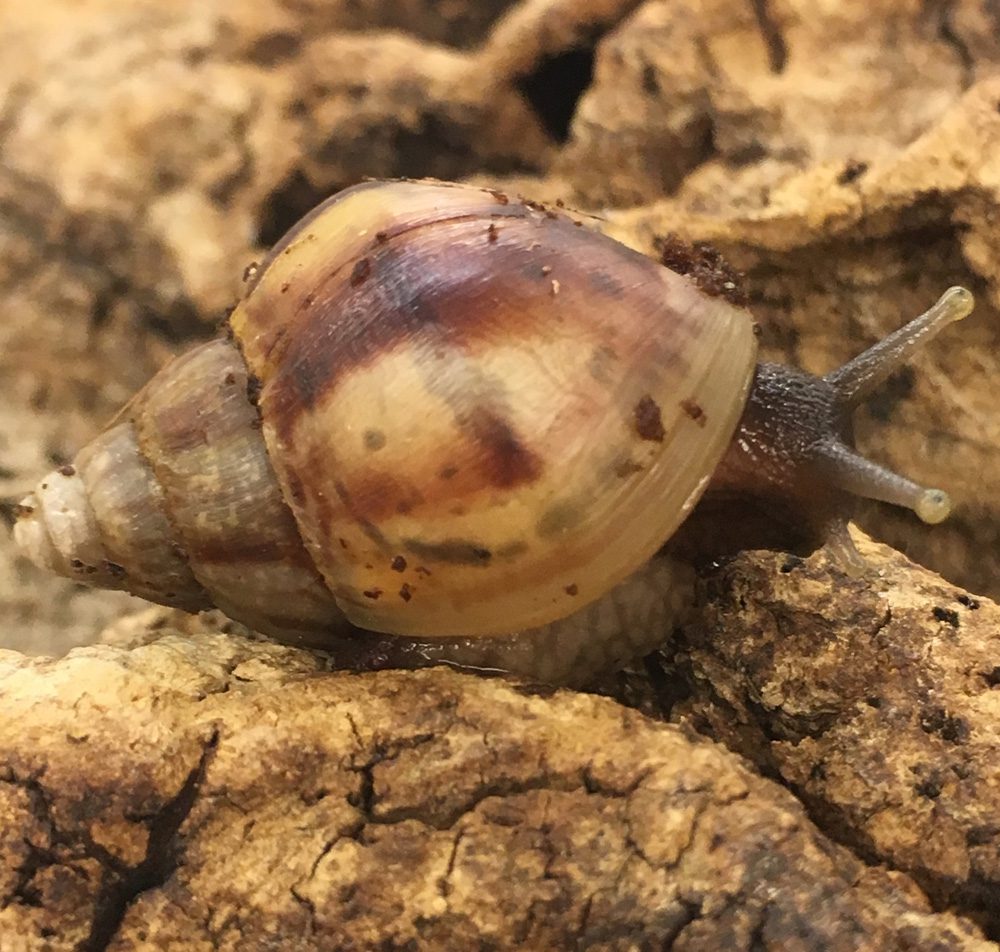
top-left (672, 362), bottom-right (853, 560)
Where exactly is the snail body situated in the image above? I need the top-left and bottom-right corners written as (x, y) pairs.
top-left (14, 180), bottom-right (973, 682)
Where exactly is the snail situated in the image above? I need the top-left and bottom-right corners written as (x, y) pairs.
top-left (13, 179), bottom-right (974, 683)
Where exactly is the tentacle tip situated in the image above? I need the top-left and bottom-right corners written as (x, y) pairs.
top-left (915, 488), bottom-right (951, 525)
top-left (938, 286), bottom-right (974, 323)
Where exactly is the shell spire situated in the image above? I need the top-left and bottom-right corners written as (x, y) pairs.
top-left (14, 339), bottom-right (353, 646)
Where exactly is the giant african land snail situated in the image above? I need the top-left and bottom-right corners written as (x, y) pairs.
top-left (14, 179), bottom-right (973, 683)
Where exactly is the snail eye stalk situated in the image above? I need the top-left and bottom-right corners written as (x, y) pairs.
top-left (826, 286), bottom-right (973, 406)
top-left (817, 286), bottom-right (973, 525)
top-left (814, 439), bottom-right (952, 525)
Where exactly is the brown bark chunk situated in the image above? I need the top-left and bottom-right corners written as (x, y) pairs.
top-left (663, 533), bottom-right (1000, 937)
top-left (0, 628), bottom-right (991, 950)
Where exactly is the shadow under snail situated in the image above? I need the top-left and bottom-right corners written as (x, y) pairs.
top-left (14, 179), bottom-right (974, 684)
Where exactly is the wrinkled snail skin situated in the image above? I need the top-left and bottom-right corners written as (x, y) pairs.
top-left (14, 178), bottom-right (973, 682)
top-left (305, 555), bottom-right (696, 686)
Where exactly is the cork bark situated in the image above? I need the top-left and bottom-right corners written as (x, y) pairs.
top-left (2, 0), bottom-right (1000, 948)
top-left (0, 627), bottom-right (994, 951)
top-left (660, 531), bottom-right (1000, 937)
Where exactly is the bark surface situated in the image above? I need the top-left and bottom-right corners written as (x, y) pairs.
top-left (0, 627), bottom-right (993, 951)
top-left (663, 533), bottom-right (1000, 937)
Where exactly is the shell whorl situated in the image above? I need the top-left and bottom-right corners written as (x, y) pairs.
top-left (16, 338), bottom-right (349, 645)
top-left (230, 179), bottom-right (758, 637)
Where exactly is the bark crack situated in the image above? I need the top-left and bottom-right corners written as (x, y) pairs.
top-left (81, 730), bottom-right (219, 952)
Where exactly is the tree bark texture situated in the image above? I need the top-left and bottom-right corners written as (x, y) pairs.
top-left (0, 629), bottom-right (994, 950)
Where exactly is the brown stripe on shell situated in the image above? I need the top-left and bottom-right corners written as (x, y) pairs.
top-left (259, 211), bottom-right (699, 444)
top-left (183, 537), bottom-right (286, 565)
top-left (283, 458), bottom-right (392, 554)
top-left (237, 183), bottom-right (538, 359)
top-left (403, 538), bottom-right (494, 565)
top-left (415, 537), bottom-right (528, 565)
top-left (330, 475), bottom-right (388, 547)
top-left (183, 532), bottom-right (317, 572)
top-left (401, 344), bottom-right (546, 498)
top-left (460, 405), bottom-right (542, 489)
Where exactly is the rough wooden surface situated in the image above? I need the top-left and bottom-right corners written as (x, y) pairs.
top-left (660, 531), bottom-right (1000, 937)
top-left (3, 0), bottom-right (1000, 948)
top-left (0, 630), bottom-right (993, 951)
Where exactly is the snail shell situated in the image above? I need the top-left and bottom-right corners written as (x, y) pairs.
top-left (230, 181), bottom-right (755, 637)
top-left (15, 179), bottom-right (969, 668)
top-left (14, 180), bottom-right (756, 643)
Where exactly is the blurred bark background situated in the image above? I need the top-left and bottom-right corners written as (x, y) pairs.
top-left (2, 0), bottom-right (1000, 948)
